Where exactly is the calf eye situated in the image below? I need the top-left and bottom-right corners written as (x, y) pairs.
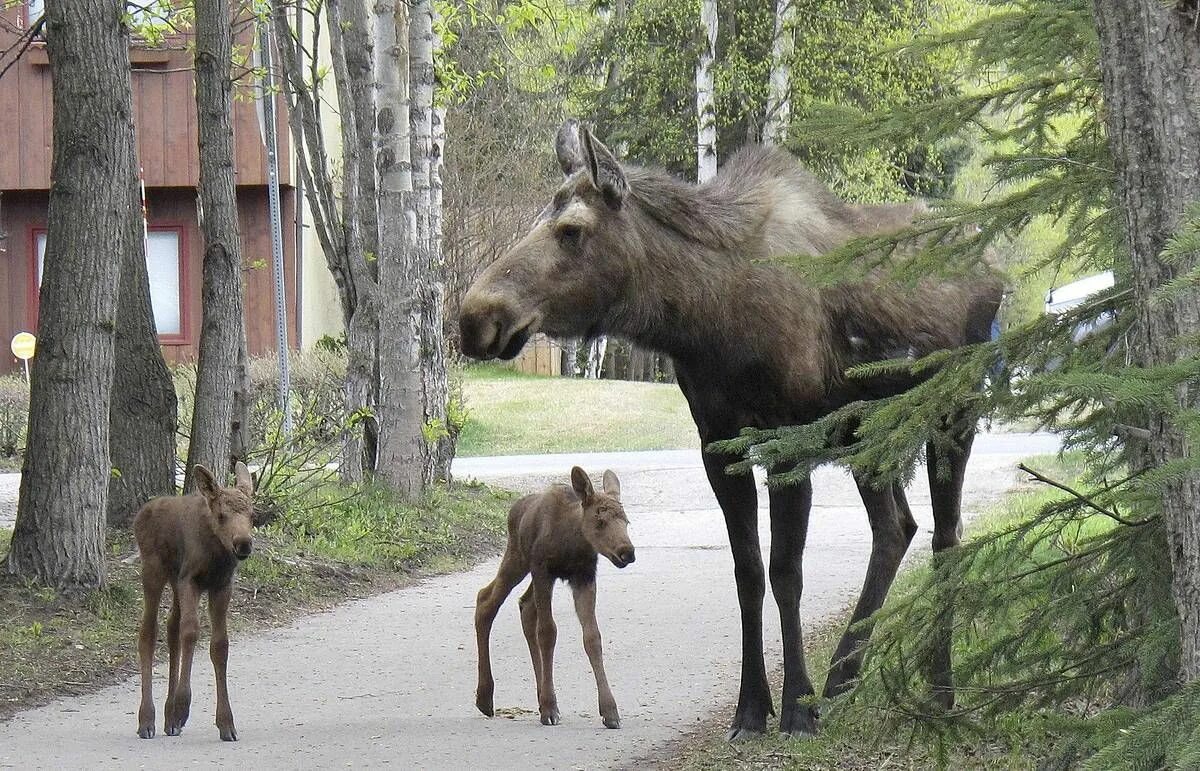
top-left (595, 517), bottom-right (606, 529)
top-left (557, 224), bottom-right (582, 249)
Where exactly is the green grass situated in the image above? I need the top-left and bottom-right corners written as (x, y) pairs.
top-left (0, 482), bottom-right (514, 720)
top-left (457, 363), bottom-right (698, 456)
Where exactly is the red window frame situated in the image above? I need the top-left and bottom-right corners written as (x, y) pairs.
top-left (28, 223), bottom-right (191, 345)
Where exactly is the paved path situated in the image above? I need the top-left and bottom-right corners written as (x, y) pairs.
top-left (0, 434), bottom-right (1057, 769)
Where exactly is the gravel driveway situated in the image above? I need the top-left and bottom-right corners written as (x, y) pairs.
top-left (0, 433), bottom-right (1058, 769)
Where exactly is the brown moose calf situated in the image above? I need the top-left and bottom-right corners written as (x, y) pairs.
top-left (135, 462), bottom-right (255, 742)
top-left (475, 467), bottom-right (635, 729)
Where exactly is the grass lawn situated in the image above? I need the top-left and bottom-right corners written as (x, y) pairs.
top-left (457, 363), bottom-right (699, 456)
top-left (0, 482), bottom-right (514, 720)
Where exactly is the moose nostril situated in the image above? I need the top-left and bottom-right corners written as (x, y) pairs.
top-left (234, 538), bottom-right (253, 558)
top-left (620, 547), bottom-right (636, 564)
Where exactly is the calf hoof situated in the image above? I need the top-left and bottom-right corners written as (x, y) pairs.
top-left (602, 712), bottom-right (621, 730)
top-left (164, 722), bottom-right (183, 737)
top-left (475, 690), bottom-right (494, 718)
top-left (779, 702), bottom-right (819, 737)
top-left (218, 724), bottom-right (238, 742)
top-left (539, 707), bottom-right (561, 726)
top-left (137, 724), bottom-right (155, 739)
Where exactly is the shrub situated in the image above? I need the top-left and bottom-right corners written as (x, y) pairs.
top-left (0, 375), bottom-right (28, 463)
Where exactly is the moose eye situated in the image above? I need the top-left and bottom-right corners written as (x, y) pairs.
top-left (557, 224), bottom-right (583, 249)
top-left (594, 517), bottom-right (607, 529)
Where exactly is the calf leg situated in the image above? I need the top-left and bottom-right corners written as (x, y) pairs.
top-left (209, 584), bottom-right (237, 741)
top-left (137, 569), bottom-right (165, 739)
top-left (164, 581), bottom-right (200, 736)
top-left (823, 477), bottom-right (914, 698)
top-left (531, 573), bottom-right (560, 726)
top-left (518, 584), bottom-right (542, 698)
top-left (927, 429), bottom-right (974, 709)
top-left (702, 449), bottom-right (771, 740)
top-left (474, 551), bottom-right (528, 717)
top-left (163, 591), bottom-right (181, 734)
top-left (768, 475), bottom-right (817, 735)
top-left (571, 580), bottom-right (620, 729)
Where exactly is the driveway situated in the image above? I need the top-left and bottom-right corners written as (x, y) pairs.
top-left (0, 433), bottom-right (1057, 769)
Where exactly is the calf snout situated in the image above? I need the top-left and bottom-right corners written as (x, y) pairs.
top-left (233, 537), bottom-right (253, 560)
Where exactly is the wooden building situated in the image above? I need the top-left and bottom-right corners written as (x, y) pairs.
top-left (0, 5), bottom-right (315, 375)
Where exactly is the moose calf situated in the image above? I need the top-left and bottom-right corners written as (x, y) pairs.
top-left (135, 462), bottom-right (255, 742)
top-left (475, 467), bottom-right (635, 729)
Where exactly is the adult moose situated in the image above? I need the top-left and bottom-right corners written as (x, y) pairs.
top-left (459, 120), bottom-right (1002, 737)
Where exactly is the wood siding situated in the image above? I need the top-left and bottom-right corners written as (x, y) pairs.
top-left (0, 8), bottom-right (291, 191)
top-left (1, 188), bottom-right (299, 374)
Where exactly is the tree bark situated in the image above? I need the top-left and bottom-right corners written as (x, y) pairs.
top-left (762, 0), bottom-right (793, 146)
top-left (696, 0), bottom-right (718, 182)
top-left (1091, 0), bottom-right (1200, 680)
top-left (5, 0), bottom-right (135, 586)
top-left (107, 225), bottom-right (178, 527)
top-left (185, 0), bottom-right (249, 491)
top-left (374, 0), bottom-right (427, 498)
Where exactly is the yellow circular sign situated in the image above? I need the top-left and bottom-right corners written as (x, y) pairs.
top-left (10, 332), bottom-right (36, 360)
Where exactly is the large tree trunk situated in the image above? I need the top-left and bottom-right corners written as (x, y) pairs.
top-left (185, 0), bottom-right (249, 490)
top-left (410, 0), bottom-right (452, 484)
top-left (1091, 0), bottom-right (1200, 680)
top-left (374, 0), bottom-right (427, 498)
top-left (5, 0), bottom-right (136, 586)
top-left (695, 0), bottom-right (718, 181)
top-left (762, 0), bottom-right (793, 146)
top-left (107, 227), bottom-right (178, 527)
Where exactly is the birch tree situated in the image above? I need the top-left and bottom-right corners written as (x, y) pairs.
top-left (695, 0), bottom-right (718, 181)
top-left (762, 0), bottom-right (793, 147)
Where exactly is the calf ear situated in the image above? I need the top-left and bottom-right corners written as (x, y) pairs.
top-left (581, 127), bottom-right (627, 208)
top-left (570, 466), bottom-right (595, 502)
top-left (234, 461), bottom-right (254, 496)
top-left (602, 470), bottom-right (621, 500)
top-left (193, 465), bottom-right (219, 498)
top-left (555, 119), bottom-right (585, 177)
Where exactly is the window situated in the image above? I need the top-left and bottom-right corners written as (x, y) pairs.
top-left (25, 0), bottom-right (44, 29)
top-left (35, 228), bottom-right (184, 338)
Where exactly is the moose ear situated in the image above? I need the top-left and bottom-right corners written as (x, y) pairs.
top-left (234, 461), bottom-right (254, 496)
top-left (581, 127), bottom-right (627, 208)
top-left (193, 465), bottom-right (219, 498)
top-left (555, 119), bottom-right (586, 177)
top-left (570, 466), bottom-right (595, 501)
top-left (601, 470), bottom-right (621, 500)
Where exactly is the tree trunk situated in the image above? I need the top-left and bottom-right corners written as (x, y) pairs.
top-left (762, 0), bottom-right (794, 146)
top-left (107, 224), bottom-right (178, 527)
top-left (1091, 0), bottom-right (1200, 680)
top-left (374, 0), bottom-right (427, 498)
top-left (185, 0), bottom-right (249, 491)
top-left (5, 0), bottom-right (135, 586)
top-left (696, 0), bottom-right (718, 182)
top-left (410, 0), bottom-right (452, 484)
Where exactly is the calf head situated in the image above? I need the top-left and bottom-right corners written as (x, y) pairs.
top-left (571, 466), bottom-right (635, 569)
top-left (194, 462), bottom-right (255, 560)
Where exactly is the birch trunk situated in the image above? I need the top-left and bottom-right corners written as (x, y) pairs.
top-left (695, 0), bottom-right (718, 182)
top-left (1091, 0), bottom-right (1200, 680)
top-left (6, 0), bottom-right (133, 586)
top-left (374, 0), bottom-right (427, 498)
top-left (762, 0), bottom-right (793, 147)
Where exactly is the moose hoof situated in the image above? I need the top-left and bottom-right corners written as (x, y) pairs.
top-left (540, 707), bottom-right (561, 726)
top-left (218, 725), bottom-right (238, 742)
top-left (602, 713), bottom-right (621, 730)
top-left (164, 723), bottom-right (182, 737)
top-left (475, 693), bottom-right (494, 718)
top-left (779, 703), bottom-right (819, 737)
top-left (137, 724), bottom-right (155, 739)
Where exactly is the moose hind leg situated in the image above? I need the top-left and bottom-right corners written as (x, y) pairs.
top-left (137, 570), bottom-right (165, 739)
top-left (823, 478), bottom-right (912, 699)
top-left (531, 574), bottom-right (560, 726)
top-left (768, 475), bottom-right (817, 735)
top-left (474, 553), bottom-right (528, 717)
top-left (927, 429), bottom-right (974, 709)
top-left (702, 450), bottom-right (771, 741)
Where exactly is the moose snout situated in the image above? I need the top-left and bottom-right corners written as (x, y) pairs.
top-left (613, 546), bottom-right (636, 568)
top-left (233, 537), bottom-right (253, 560)
top-left (459, 297), bottom-right (537, 361)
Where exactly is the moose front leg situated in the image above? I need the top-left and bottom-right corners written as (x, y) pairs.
top-left (164, 581), bottom-right (201, 736)
top-left (702, 450), bottom-right (771, 741)
top-left (927, 429), bottom-right (974, 709)
top-left (571, 580), bottom-right (620, 729)
top-left (209, 584), bottom-right (237, 741)
top-left (768, 475), bottom-right (817, 735)
top-left (137, 571), bottom-right (165, 739)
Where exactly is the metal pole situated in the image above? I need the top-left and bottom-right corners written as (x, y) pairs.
top-left (257, 15), bottom-right (293, 437)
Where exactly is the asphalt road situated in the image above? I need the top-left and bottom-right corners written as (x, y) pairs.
top-left (0, 433), bottom-right (1058, 770)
